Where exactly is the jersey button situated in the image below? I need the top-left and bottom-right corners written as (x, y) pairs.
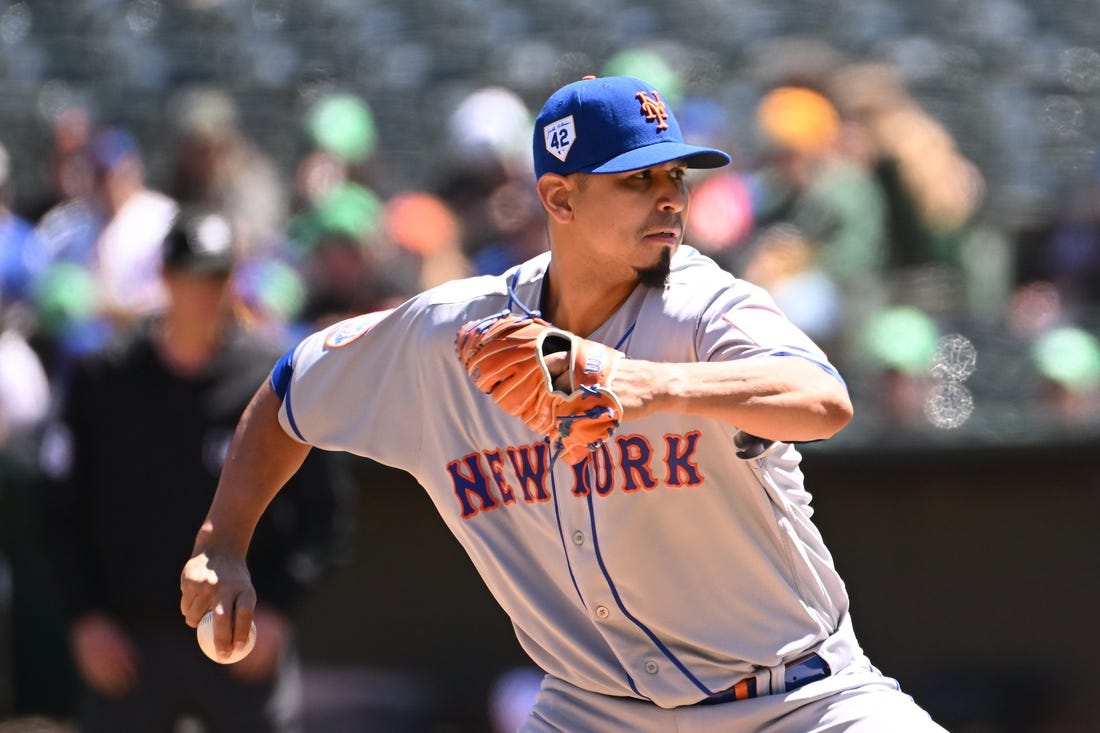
top-left (644, 660), bottom-right (659, 674)
top-left (572, 531), bottom-right (585, 546)
top-left (595, 605), bottom-right (610, 619)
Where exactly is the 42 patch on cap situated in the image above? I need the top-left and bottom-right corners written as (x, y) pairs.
top-left (543, 115), bottom-right (575, 163)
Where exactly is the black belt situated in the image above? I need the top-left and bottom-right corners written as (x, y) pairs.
top-left (697, 652), bottom-right (832, 705)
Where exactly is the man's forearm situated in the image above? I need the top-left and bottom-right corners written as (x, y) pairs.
top-left (193, 379), bottom-right (312, 558)
top-left (618, 356), bottom-right (853, 442)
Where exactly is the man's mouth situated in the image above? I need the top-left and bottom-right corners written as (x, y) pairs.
top-left (644, 227), bottom-right (682, 245)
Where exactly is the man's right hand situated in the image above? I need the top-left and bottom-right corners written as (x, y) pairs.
top-left (180, 544), bottom-right (257, 660)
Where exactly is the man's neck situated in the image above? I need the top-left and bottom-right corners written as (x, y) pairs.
top-left (542, 258), bottom-right (637, 337)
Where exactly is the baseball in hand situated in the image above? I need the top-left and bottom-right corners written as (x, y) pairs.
top-left (197, 610), bottom-right (256, 664)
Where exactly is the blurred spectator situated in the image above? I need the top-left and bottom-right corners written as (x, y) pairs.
top-left (1013, 173), bottom-right (1100, 319)
top-left (468, 176), bottom-right (547, 276)
top-left (26, 101), bottom-right (96, 225)
top-left (743, 83), bottom-right (888, 340)
top-left (288, 176), bottom-right (383, 258)
top-left (683, 169), bottom-right (755, 262)
top-left (831, 63), bottom-right (984, 269)
top-left (38, 210), bottom-right (346, 732)
top-left (290, 92), bottom-right (381, 234)
top-left (164, 87), bottom-right (315, 346)
top-left (28, 261), bottom-right (107, 375)
top-left (0, 321), bottom-right (50, 451)
top-left (1030, 324), bottom-right (1100, 427)
top-left (741, 224), bottom-right (845, 346)
top-left (0, 297), bottom-right (58, 715)
top-left (1006, 279), bottom-right (1100, 429)
top-left (436, 151), bottom-right (511, 272)
top-left (33, 126), bottom-right (177, 353)
top-left (435, 86), bottom-right (542, 274)
top-left (232, 255), bottom-right (310, 346)
top-left (752, 84), bottom-right (887, 281)
top-left (828, 63), bottom-right (989, 317)
top-left (444, 86), bottom-right (532, 179)
top-left (288, 178), bottom-right (410, 328)
top-left (288, 93), bottom-right (434, 327)
top-left (294, 228), bottom-right (402, 329)
top-left (383, 191), bottom-right (470, 290)
top-left (855, 304), bottom-right (940, 430)
top-left (0, 140), bottom-right (47, 307)
top-left (167, 87), bottom-right (287, 256)
top-left (304, 92), bottom-right (378, 173)
top-left (1007, 280), bottom-right (1065, 341)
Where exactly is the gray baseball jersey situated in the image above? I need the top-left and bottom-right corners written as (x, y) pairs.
top-left (272, 245), bottom-right (855, 709)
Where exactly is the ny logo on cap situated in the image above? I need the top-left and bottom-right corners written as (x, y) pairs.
top-left (636, 91), bottom-right (669, 131)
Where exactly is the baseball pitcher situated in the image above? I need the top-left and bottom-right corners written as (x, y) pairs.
top-left (180, 76), bottom-right (947, 732)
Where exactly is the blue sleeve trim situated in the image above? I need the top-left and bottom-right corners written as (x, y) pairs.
top-left (771, 351), bottom-right (847, 388)
top-left (270, 346), bottom-right (307, 443)
top-left (270, 348), bottom-right (294, 398)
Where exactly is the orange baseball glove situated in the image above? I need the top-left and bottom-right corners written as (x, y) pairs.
top-left (456, 312), bottom-right (624, 463)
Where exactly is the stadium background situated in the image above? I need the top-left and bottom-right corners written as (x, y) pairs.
top-left (0, 0), bottom-right (1099, 731)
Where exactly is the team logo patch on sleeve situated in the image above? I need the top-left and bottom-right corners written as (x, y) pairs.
top-left (544, 115), bottom-right (576, 163)
top-left (324, 309), bottom-right (393, 348)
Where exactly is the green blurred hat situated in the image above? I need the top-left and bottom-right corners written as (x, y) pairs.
top-left (289, 182), bottom-right (383, 252)
top-left (306, 93), bottom-right (377, 163)
top-left (859, 306), bottom-right (939, 374)
top-left (1032, 325), bottom-right (1100, 392)
top-left (32, 263), bottom-right (98, 334)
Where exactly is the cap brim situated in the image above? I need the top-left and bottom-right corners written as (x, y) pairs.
top-left (586, 142), bottom-right (731, 174)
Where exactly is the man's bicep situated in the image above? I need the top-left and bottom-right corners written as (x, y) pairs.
top-left (701, 284), bottom-right (839, 374)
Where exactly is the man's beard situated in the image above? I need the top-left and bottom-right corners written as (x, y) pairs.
top-left (636, 247), bottom-right (672, 288)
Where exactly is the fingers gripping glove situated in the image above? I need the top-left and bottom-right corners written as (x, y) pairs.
top-left (456, 313), bottom-right (625, 463)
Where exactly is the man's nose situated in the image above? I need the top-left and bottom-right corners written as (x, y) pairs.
top-left (657, 177), bottom-right (687, 212)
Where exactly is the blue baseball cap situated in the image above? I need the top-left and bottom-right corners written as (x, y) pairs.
top-left (532, 76), bottom-right (731, 179)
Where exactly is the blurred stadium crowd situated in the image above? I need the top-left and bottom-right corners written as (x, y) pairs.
top-left (0, 0), bottom-right (1094, 731)
top-left (0, 0), bottom-right (1094, 462)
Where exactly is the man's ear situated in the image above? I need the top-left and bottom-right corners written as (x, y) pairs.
top-left (536, 174), bottom-right (574, 223)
